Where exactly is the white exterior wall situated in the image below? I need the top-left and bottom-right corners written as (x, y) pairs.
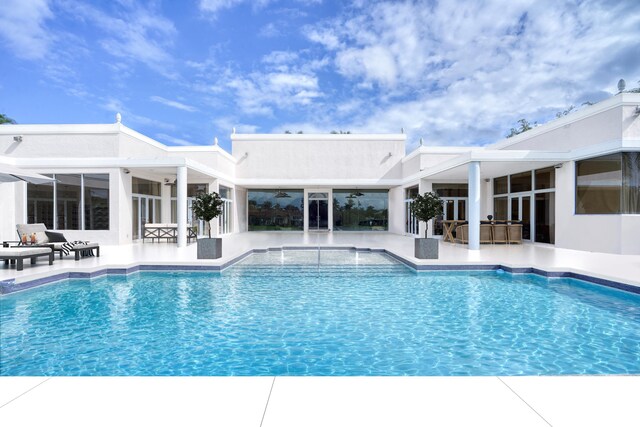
top-left (0, 128), bottom-right (119, 158)
top-left (388, 186), bottom-right (404, 234)
top-left (118, 128), bottom-right (169, 157)
top-left (170, 148), bottom-right (236, 179)
top-left (235, 187), bottom-right (248, 233)
top-left (500, 107), bottom-right (622, 151)
top-left (0, 181), bottom-right (23, 243)
top-left (622, 104), bottom-right (640, 138)
top-left (232, 135), bottom-right (405, 181)
top-left (621, 216), bottom-right (640, 254)
top-left (554, 161), bottom-right (637, 254)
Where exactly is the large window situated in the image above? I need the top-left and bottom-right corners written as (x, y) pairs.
top-left (493, 167), bottom-right (555, 243)
top-left (248, 190), bottom-right (304, 231)
top-left (510, 171), bottom-right (532, 193)
top-left (494, 197), bottom-right (508, 220)
top-left (133, 177), bottom-right (161, 196)
top-left (27, 173), bottom-right (110, 230)
top-left (576, 152), bottom-right (640, 214)
top-left (56, 174), bottom-right (81, 230)
top-left (84, 174), bottom-right (110, 230)
top-left (333, 190), bottom-right (388, 231)
top-left (27, 178), bottom-right (54, 229)
top-left (494, 176), bottom-right (508, 195)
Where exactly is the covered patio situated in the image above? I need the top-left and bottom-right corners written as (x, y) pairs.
top-left (417, 148), bottom-right (569, 249)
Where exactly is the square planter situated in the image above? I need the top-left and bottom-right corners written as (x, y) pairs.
top-left (415, 238), bottom-right (439, 259)
top-left (197, 238), bottom-right (222, 259)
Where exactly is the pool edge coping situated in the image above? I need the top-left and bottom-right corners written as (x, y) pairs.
top-left (1, 246), bottom-right (639, 296)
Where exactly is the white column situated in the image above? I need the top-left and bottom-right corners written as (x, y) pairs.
top-left (468, 161), bottom-right (481, 250)
top-left (176, 166), bottom-right (187, 247)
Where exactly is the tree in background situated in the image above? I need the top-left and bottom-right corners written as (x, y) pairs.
top-left (627, 80), bottom-right (640, 93)
top-left (506, 118), bottom-right (536, 138)
top-left (0, 114), bottom-right (16, 124)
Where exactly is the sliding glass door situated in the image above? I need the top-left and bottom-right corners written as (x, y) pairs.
top-left (132, 195), bottom-right (161, 240)
top-left (509, 195), bottom-right (531, 240)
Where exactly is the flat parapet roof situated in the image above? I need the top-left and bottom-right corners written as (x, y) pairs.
top-left (231, 133), bottom-right (407, 142)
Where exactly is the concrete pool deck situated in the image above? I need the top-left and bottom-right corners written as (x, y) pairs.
top-left (1, 376), bottom-right (638, 426)
top-left (2, 232), bottom-right (640, 291)
top-left (1, 232), bottom-right (639, 425)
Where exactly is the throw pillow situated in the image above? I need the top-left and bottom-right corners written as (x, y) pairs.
top-left (45, 231), bottom-right (67, 243)
top-left (34, 231), bottom-right (49, 243)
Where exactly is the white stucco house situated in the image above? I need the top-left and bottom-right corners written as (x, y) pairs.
top-left (1, 93), bottom-right (639, 254)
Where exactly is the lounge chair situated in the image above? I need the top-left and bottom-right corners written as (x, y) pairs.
top-left (16, 224), bottom-right (100, 260)
top-left (0, 246), bottom-right (54, 271)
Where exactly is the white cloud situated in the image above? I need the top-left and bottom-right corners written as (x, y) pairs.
top-left (262, 51), bottom-right (299, 65)
top-left (228, 71), bottom-right (322, 115)
top-left (102, 98), bottom-right (176, 131)
top-left (199, 0), bottom-right (244, 14)
top-left (0, 0), bottom-right (54, 60)
top-left (303, 0), bottom-right (640, 146)
top-left (61, 0), bottom-right (178, 78)
top-left (213, 116), bottom-right (259, 134)
top-left (150, 96), bottom-right (198, 112)
top-left (258, 22), bottom-right (281, 38)
top-left (199, 0), bottom-right (322, 16)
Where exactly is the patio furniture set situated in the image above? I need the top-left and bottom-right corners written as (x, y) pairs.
top-left (1, 224), bottom-right (100, 271)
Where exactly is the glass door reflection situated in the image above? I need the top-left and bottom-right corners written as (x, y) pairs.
top-left (308, 192), bottom-right (329, 231)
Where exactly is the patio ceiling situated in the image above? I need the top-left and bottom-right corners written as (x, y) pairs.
top-left (10, 156), bottom-right (232, 183)
top-left (124, 166), bottom-right (218, 183)
top-left (418, 149), bottom-right (568, 181)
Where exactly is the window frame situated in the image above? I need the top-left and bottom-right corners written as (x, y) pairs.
top-left (26, 173), bottom-right (111, 231)
top-left (574, 152), bottom-right (639, 215)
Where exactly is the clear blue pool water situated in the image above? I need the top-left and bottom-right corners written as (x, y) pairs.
top-left (1, 251), bottom-right (639, 376)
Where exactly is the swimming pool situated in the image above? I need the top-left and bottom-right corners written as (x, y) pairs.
top-left (1, 251), bottom-right (639, 376)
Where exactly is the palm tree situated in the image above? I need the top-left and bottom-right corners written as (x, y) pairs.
top-left (0, 114), bottom-right (16, 124)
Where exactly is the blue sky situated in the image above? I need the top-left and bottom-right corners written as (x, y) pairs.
top-left (1, 0), bottom-right (639, 152)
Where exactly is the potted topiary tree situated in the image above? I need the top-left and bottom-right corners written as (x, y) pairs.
top-left (410, 191), bottom-right (444, 259)
top-left (191, 191), bottom-right (224, 259)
